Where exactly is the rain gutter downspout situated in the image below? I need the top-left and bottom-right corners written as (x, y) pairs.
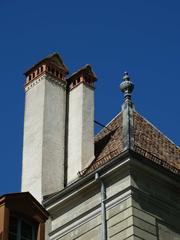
top-left (95, 172), bottom-right (107, 240)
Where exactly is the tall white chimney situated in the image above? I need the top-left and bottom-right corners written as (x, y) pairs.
top-left (67, 65), bottom-right (97, 183)
top-left (21, 53), bottom-right (68, 202)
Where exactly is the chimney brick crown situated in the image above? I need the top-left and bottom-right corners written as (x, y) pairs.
top-left (67, 65), bottom-right (97, 91)
top-left (24, 53), bottom-right (69, 87)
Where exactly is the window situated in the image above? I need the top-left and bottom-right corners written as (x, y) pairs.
top-left (9, 215), bottom-right (36, 240)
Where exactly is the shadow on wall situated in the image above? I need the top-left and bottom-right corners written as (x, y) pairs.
top-left (156, 219), bottom-right (180, 240)
top-left (131, 170), bottom-right (180, 239)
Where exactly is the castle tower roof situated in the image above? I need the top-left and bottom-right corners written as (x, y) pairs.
top-left (80, 73), bottom-right (180, 176)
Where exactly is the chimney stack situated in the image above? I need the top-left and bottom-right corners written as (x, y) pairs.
top-left (21, 53), bottom-right (68, 202)
top-left (21, 54), bottom-right (97, 201)
top-left (67, 65), bottom-right (97, 183)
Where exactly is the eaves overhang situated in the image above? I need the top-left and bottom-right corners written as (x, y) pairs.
top-left (44, 147), bottom-right (180, 211)
top-left (43, 149), bottom-right (130, 209)
top-left (131, 147), bottom-right (180, 183)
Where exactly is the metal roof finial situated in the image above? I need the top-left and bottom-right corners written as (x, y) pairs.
top-left (120, 72), bottom-right (134, 105)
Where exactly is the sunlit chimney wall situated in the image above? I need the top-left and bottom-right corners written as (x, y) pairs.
top-left (21, 54), bottom-right (68, 202)
top-left (67, 65), bottom-right (96, 183)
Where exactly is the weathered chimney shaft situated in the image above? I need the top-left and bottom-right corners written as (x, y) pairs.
top-left (21, 55), bottom-right (97, 202)
top-left (67, 65), bottom-right (97, 183)
top-left (21, 53), bottom-right (68, 203)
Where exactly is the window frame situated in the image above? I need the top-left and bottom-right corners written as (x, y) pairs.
top-left (9, 214), bottom-right (37, 240)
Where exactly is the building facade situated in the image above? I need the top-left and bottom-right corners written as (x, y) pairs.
top-left (0, 192), bottom-right (48, 240)
top-left (21, 53), bottom-right (180, 240)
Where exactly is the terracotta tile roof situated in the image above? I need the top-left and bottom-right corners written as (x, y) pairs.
top-left (95, 113), bottom-right (123, 160)
top-left (133, 111), bottom-right (180, 170)
top-left (81, 110), bottom-right (180, 176)
top-left (82, 113), bottom-right (124, 175)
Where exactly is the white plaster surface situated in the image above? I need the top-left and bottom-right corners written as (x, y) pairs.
top-left (67, 83), bottom-right (94, 183)
top-left (21, 75), bottom-right (66, 202)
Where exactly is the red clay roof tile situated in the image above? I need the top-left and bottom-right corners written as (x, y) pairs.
top-left (81, 110), bottom-right (180, 175)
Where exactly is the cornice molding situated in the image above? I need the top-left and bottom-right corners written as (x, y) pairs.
top-left (25, 73), bottom-right (66, 92)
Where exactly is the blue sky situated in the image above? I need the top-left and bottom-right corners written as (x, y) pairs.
top-left (0, 0), bottom-right (180, 194)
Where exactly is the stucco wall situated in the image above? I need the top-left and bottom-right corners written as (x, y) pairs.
top-left (68, 83), bottom-right (94, 183)
top-left (47, 158), bottom-right (180, 240)
top-left (130, 163), bottom-right (180, 240)
top-left (22, 78), bottom-right (45, 201)
top-left (48, 163), bottom-right (132, 239)
top-left (22, 75), bottom-right (66, 202)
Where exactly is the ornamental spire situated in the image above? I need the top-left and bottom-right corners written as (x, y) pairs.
top-left (120, 72), bottom-right (134, 150)
top-left (120, 72), bottom-right (134, 106)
